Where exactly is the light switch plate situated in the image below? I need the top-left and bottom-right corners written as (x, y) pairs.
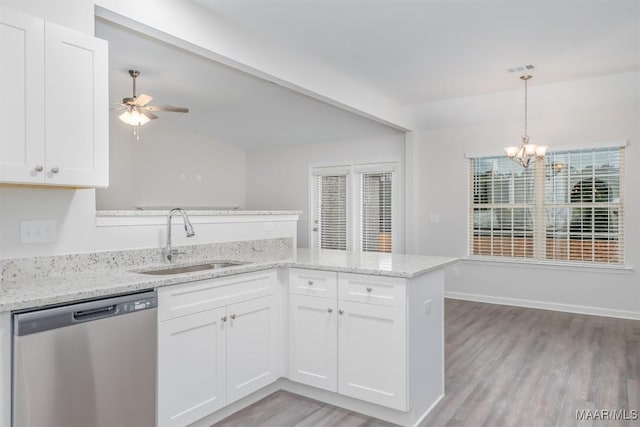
top-left (423, 299), bottom-right (432, 316)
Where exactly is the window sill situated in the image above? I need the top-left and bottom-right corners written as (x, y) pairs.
top-left (462, 256), bottom-right (634, 274)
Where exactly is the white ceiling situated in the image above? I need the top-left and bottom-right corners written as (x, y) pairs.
top-left (98, 0), bottom-right (639, 148)
top-left (95, 19), bottom-right (403, 150)
top-left (197, 0), bottom-right (640, 105)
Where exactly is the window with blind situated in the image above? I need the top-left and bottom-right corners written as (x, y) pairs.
top-left (314, 174), bottom-right (348, 250)
top-left (470, 156), bottom-right (536, 258)
top-left (469, 146), bottom-right (625, 265)
top-left (361, 172), bottom-right (393, 253)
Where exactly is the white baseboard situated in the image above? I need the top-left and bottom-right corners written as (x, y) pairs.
top-left (445, 291), bottom-right (640, 321)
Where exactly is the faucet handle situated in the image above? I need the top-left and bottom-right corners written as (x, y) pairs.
top-left (166, 249), bottom-right (187, 261)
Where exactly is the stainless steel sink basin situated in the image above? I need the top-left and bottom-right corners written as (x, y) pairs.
top-left (139, 261), bottom-right (247, 275)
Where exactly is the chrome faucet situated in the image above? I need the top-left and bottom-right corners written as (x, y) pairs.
top-left (166, 208), bottom-right (195, 261)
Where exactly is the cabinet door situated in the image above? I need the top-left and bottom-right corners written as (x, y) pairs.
top-left (44, 21), bottom-right (108, 187)
top-left (338, 300), bottom-right (407, 411)
top-left (226, 295), bottom-right (278, 403)
top-left (289, 294), bottom-right (337, 392)
top-left (158, 308), bottom-right (227, 427)
top-left (0, 7), bottom-right (45, 184)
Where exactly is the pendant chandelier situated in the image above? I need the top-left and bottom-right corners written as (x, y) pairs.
top-left (504, 75), bottom-right (546, 168)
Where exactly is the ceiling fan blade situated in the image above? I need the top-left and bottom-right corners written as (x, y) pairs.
top-left (134, 94), bottom-right (153, 106)
top-left (141, 111), bottom-right (158, 120)
top-left (145, 105), bottom-right (189, 113)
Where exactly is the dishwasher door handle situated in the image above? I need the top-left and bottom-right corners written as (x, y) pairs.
top-left (73, 304), bottom-right (118, 321)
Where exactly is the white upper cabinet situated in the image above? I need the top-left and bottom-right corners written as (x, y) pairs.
top-left (0, 7), bottom-right (108, 187)
top-left (0, 8), bottom-right (45, 184)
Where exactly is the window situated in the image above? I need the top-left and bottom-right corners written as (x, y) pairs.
top-left (312, 162), bottom-right (397, 253)
top-left (470, 146), bottom-right (624, 265)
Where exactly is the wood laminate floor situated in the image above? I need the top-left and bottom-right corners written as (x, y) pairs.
top-left (214, 299), bottom-right (640, 427)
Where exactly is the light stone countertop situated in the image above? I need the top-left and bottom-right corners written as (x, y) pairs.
top-left (0, 249), bottom-right (458, 312)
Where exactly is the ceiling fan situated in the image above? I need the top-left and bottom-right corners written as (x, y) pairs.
top-left (117, 69), bottom-right (189, 129)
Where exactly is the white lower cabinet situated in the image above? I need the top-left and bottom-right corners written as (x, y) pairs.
top-left (338, 300), bottom-right (406, 411)
top-left (288, 270), bottom-right (408, 411)
top-left (226, 295), bottom-right (278, 403)
top-left (158, 307), bottom-right (227, 427)
top-left (289, 294), bottom-right (338, 392)
top-left (157, 271), bottom-right (278, 427)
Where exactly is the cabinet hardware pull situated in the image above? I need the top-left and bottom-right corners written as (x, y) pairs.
top-left (313, 227), bottom-right (319, 232)
top-left (230, 314), bottom-right (236, 320)
top-left (327, 308), bottom-right (333, 313)
top-left (50, 167), bottom-right (60, 174)
top-left (366, 287), bottom-right (373, 293)
top-left (307, 280), bottom-right (314, 285)
top-left (338, 309), bottom-right (344, 315)
top-left (221, 316), bottom-right (227, 322)
top-left (34, 165), bottom-right (44, 172)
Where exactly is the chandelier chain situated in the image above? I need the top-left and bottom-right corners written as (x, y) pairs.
top-left (524, 76), bottom-right (528, 137)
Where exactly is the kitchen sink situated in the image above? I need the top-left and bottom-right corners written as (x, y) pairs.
top-left (139, 261), bottom-right (247, 275)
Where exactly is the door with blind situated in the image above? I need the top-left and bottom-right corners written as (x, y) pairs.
top-left (359, 172), bottom-right (393, 253)
top-left (312, 167), bottom-right (350, 250)
top-left (311, 163), bottom-right (398, 253)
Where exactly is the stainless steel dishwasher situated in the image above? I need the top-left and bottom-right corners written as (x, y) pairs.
top-left (12, 290), bottom-right (157, 427)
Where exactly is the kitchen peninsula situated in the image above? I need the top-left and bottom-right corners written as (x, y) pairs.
top-left (0, 239), bottom-right (456, 427)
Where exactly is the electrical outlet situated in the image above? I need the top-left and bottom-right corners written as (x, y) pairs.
top-left (452, 267), bottom-right (461, 278)
top-left (263, 222), bottom-right (274, 231)
top-left (429, 213), bottom-right (439, 224)
top-left (20, 220), bottom-right (57, 244)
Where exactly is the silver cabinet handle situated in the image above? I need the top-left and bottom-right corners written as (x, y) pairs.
top-left (327, 308), bottom-right (333, 313)
top-left (366, 287), bottom-right (373, 293)
top-left (34, 165), bottom-right (43, 172)
top-left (307, 280), bottom-right (314, 286)
top-left (50, 167), bottom-right (59, 174)
top-left (313, 227), bottom-right (319, 232)
top-left (338, 309), bottom-right (344, 315)
top-left (221, 316), bottom-right (227, 322)
top-left (230, 314), bottom-right (236, 320)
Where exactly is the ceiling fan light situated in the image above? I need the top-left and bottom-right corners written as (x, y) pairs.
top-left (119, 110), bottom-right (149, 126)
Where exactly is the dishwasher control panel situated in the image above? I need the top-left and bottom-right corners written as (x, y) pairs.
top-left (123, 297), bottom-right (157, 312)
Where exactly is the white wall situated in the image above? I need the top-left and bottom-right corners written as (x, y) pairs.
top-left (245, 134), bottom-right (405, 249)
top-left (410, 71), bottom-right (640, 317)
top-left (97, 116), bottom-right (245, 210)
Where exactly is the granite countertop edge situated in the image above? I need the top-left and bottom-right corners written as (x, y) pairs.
top-left (96, 210), bottom-right (303, 217)
top-left (1, 254), bottom-right (459, 312)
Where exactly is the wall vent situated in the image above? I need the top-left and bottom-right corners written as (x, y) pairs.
top-left (507, 64), bottom-right (535, 73)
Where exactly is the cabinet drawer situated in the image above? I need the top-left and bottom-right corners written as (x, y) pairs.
top-left (338, 273), bottom-right (406, 307)
top-left (289, 268), bottom-right (337, 299)
top-left (158, 270), bottom-right (277, 321)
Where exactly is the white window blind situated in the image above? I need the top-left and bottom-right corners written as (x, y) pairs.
top-left (314, 174), bottom-right (348, 250)
top-left (469, 156), bottom-right (536, 258)
top-left (360, 172), bottom-right (393, 253)
top-left (544, 147), bottom-right (624, 264)
top-left (469, 146), bottom-right (625, 265)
